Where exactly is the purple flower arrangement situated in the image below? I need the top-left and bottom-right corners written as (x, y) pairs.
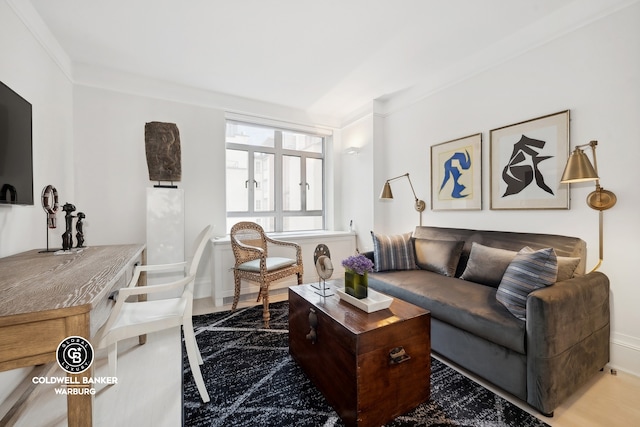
top-left (341, 254), bottom-right (374, 275)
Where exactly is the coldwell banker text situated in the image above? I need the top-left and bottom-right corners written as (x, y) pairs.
top-left (32, 376), bottom-right (118, 395)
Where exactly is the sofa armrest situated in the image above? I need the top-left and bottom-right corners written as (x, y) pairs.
top-left (525, 271), bottom-right (610, 414)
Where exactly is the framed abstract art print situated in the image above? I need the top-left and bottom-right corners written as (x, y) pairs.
top-left (431, 133), bottom-right (482, 210)
top-left (490, 110), bottom-right (570, 210)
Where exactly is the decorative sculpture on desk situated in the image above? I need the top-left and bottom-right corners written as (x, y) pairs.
top-left (61, 202), bottom-right (76, 251)
top-left (144, 121), bottom-right (181, 188)
top-left (39, 185), bottom-right (60, 253)
top-left (312, 244), bottom-right (334, 297)
top-left (76, 212), bottom-right (86, 248)
top-left (41, 185), bottom-right (59, 229)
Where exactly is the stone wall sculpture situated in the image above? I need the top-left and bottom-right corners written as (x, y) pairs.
top-left (144, 121), bottom-right (182, 183)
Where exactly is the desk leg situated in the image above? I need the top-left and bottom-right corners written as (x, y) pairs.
top-left (66, 313), bottom-right (93, 427)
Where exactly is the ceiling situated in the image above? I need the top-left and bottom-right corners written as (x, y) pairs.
top-left (22, 0), bottom-right (622, 120)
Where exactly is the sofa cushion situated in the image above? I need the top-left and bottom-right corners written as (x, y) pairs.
top-left (412, 225), bottom-right (587, 276)
top-left (238, 257), bottom-right (296, 272)
top-left (369, 271), bottom-right (526, 354)
top-left (496, 247), bottom-right (558, 320)
top-left (557, 256), bottom-right (581, 281)
top-left (459, 243), bottom-right (579, 287)
top-left (460, 242), bottom-right (517, 287)
top-left (370, 231), bottom-right (416, 272)
top-left (414, 238), bottom-right (464, 277)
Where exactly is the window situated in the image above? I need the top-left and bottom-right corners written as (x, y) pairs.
top-left (225, 120), bottom-right (325, 233)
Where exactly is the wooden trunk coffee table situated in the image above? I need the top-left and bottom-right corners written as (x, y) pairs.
top-left (289, 284), bottom-right (431, 427)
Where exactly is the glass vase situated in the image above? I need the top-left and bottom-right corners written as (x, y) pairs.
top-left (344, 269), bottom-right (368, 299)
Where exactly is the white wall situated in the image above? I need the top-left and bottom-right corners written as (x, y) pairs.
top-left (362, 3), bottom-right (640, 374)
top-left (0, 0), bottom-right (74, 407)
top-left (73, 86), bottom-right (227, 292)
top-left (339, 111), bottom-right (375, 251)
top-left (0, 3), bottom-right (73, 257)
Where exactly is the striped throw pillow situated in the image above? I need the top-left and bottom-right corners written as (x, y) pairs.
top-left (371, 231), bottom-right (417, 272)
top-left (496, 247), bottom-right (558, 320)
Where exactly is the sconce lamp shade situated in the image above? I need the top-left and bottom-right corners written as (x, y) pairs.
top-left (379, 173), bottom-right (426, 225)
top-left (380, 181), bottom-right (393, 199)
top-left (559, 140), bottom-right (617, 272)
top-left (560, 148), bottom-right (599, 183)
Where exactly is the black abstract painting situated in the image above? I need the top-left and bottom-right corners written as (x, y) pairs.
top-left (490, 110), bottom-right (569, 210)
top-left (501, 135), bottom-right (554, 198)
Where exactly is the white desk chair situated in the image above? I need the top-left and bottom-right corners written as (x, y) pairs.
top-left (94, 225), bottom-right (212, 403)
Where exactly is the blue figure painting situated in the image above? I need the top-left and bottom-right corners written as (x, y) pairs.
top-left (439, 150), bottom-right (471, 199)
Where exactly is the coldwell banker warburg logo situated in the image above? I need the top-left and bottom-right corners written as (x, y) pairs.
top-left (56, 336), bottom-right (94, 374)
top-left (32, 336), bottom-right (117, 396)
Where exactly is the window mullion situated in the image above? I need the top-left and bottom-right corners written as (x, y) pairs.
top-left (274, 131), bottom-right (283, 232)
top-left (247, 148), bottom-right (255, 216)
top-left (300, 153), bottom-right (307, 213)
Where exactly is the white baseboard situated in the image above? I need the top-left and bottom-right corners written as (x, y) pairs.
top-left (610, 333), bottom-right (640, 377)
top-left (194, 277), bottom-right (212, 300)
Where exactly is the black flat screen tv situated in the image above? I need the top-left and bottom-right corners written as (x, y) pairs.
top-left (0, 80), bottom-right (33, 206)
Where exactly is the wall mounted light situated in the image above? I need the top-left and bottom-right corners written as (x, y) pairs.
top-left (560, 140), bottom-right (617, 271)
top-left (379, 173), bottom-right (426, 225)
top-left (344, 146), bottom-right (360, 155)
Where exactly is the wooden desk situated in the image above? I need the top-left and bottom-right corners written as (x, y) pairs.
top-left (0, 244), bottom-right (145, 427)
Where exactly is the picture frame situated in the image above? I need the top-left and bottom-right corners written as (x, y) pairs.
top-left (431, 133), bottom-right (482, 211)
top-left (490, 110), bottom-right (570, 210)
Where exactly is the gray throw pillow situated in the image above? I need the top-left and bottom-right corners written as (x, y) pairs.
top-left (496, 247), bottom-right (558, 321)
top-left (460, 242), bottom-right (518, 287)
top-left (557, 256), bottom-right (581, 281)
top-left (371, 231), bottom-right (417, 272)
top-left (414, 238), bottom-right (464, 277)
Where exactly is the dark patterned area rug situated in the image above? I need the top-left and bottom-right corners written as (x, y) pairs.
top-left (183, 302), bottom-right (549, 427)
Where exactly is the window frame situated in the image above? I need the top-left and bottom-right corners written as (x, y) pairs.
top-left (225, 119), bottom-right (326, 233)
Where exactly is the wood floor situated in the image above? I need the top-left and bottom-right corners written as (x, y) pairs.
top-left (4, 297), bottom-right (640, 427)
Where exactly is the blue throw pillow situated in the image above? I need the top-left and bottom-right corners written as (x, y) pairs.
top-left (496, 247), bottom-right (558, 320)
top-left (371, 231), bottom-right (416, 272)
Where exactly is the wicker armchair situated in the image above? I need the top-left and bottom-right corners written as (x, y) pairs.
top-left (230, 221), bottom-right (303, 327)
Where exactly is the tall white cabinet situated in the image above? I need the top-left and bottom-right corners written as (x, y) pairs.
top-left (146, 188), bottom-right (185, 296)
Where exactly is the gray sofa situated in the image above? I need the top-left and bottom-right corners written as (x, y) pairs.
top-left (366, 226), bottom-right (610, 416)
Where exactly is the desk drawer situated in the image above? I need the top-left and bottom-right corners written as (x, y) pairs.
top-left (0, 318), bottom-right (67, 370)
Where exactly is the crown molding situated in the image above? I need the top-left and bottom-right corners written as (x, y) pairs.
top-left (378, 0), bottom-right (640, 118)
top-left (6, 0), bottom-right (73, 82)
top-left (8, 0), bottom-right (340, 129)
top-left (73, 62), bottom-right (342, 129)
top-left (12, 0), bottom-right (638, 129)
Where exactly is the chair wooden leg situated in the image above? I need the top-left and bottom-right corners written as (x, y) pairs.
top-left (183, 322), bottom-right (210, 403)
top-left (261, 285), bottom-right (270, 328)
top-left (232, 271), bottom-right (241, 311)
top-left (108, 342), bottom-right (117, 377)
top-left (297, 272), bottom-right (303, 285)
